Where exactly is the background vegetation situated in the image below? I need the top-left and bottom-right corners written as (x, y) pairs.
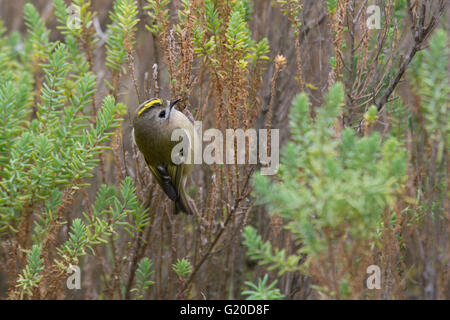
top-left (0, 0), bottom-right (448, 299)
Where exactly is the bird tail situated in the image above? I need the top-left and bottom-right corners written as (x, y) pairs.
top-left (173, 187), bottom-right (194, 215)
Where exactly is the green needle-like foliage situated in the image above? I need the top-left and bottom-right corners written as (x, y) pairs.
top-left (242, 274), bottom-right (284, 300)
top-left (24, 3), bottom-right (51, 60)
top-left (243, 226), bottom-right (300, 275)
top-left (0, 3), bottom-right (137, 299)
top-left (131, 257), bottom-right (155, 300)
top-left (15, 245), bottom-right (45, 299)
top-left (106, 0), bottom-right (139, 73)
top-left (192, 0), bottom-right (268, 70)
top-left (244, 82), bottom-right (407, 297)
top-left (55, 177), bottom-right (147, 269)
top-left (145, 0), bottom-right (170, 36)
top-left (411, 29), bottom-right (449, 151)
top-left (172, 258), bottom-right (193, 280)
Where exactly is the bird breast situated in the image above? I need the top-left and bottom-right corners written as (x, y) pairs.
top-left (134, 110), bottom-right (196, 167)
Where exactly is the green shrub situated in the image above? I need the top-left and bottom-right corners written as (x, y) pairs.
top-left (244, 83), bottom-right (407, 298)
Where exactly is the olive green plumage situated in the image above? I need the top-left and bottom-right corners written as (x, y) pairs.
top-left (133, 98), bottom-right (197, 215)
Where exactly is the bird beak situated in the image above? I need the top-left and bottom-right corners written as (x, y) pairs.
top-left (168, 98), bottom-right (181, 118)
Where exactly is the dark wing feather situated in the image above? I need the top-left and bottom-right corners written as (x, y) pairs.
top-left (145, 158), bottom-right (193, 215)
top-left (168, 164), bottom-right (193, 215)
top-left (146, 162), bottom-right (178, 201)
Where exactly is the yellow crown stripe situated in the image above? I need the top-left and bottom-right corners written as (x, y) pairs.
top-left (137, 99), bottom-right (162, 116)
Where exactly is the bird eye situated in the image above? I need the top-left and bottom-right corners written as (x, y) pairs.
top-left (158, 110), bottom-right (166, 118)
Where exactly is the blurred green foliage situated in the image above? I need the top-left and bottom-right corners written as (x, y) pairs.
top-left (242, 274), bottom-right (284, 300)
top-left (244, 82), bottom-right (407, 296)
top-left (131, 257), bottom-right (155, 300)
top-left (172, 258), bottom-right (193, 280)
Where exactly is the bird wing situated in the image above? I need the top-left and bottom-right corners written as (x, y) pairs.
top-left (146, 162), bottom-right (178, 201)
top-left (167, 163), bottom-right (193, 215)
top-left (167, 164), bottom-right (185, 197)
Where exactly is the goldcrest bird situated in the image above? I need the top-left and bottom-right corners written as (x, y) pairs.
top-left (133, 98), bottom-right (197, 215)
